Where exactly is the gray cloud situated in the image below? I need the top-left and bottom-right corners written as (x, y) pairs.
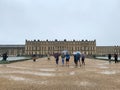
top-left (0, 0), bottom-right (120, 45)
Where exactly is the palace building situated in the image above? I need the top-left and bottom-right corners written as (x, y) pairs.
top-left (0, 40), bottom-right (119, 56)
top-left (0, 45), bottom-right (25, 56)
top-left (96, 46), bottom-right (120, 55)
top-left (25, 39), bottom-right (96, 56)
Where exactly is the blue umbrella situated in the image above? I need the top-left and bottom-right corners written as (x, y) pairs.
top-left (76, 51), bottom-right (81, 54)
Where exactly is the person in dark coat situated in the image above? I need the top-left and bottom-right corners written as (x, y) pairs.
top-left (81, 53), bottom-right (85, 65)
top-left (75, 53), bottom-right (81, 67)
top-left (114, 54), bottom-right (118, 63)
top-left (2, 53), bottom-right (8, 61)
top-left (61, 53), bottom-right (65, 66)
top-left (74, 54), bottom-right (77, 65)
top-left (65, 53), bottom-right (70, 67)
top-left (108, 54), bottom-right (112, 63)
top-left (54, 53), bottom-right (60, 65)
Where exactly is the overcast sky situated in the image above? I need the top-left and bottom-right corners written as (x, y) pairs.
top-left (0, 0), bottom-right (120, 46)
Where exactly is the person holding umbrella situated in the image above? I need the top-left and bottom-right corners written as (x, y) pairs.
top-left (73, 52), bottom-right (77, 65)
top-left (61, 53), bottom-right (65, 66)
top-left (75, 51), bottom-right (81, 67)
top-left (81, 52), bottom-right (85, 65)
top-left (76, 52), bottom-right (81, 67)
top-left (65, 52), bottom-right (70, 67)
top-left (54, 52), bottom-right (60, 65)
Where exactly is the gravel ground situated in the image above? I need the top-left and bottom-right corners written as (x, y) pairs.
top-left (0, 56), bottom-right (120, 90)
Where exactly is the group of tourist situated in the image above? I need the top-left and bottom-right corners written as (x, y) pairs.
top-left (73, 52), bottom-right (85, 67)
top-left (32, 52), bottom-right (85, 67)
top-left (53, 52), bottom-right (70, 67)
top-left (108, 53), bottom-right (119, 63)
top-left (32, 52), bottom-right (119, 66)
top-left (53, 52), bottom-right (85, 67)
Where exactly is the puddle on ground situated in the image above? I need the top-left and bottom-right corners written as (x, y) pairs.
top-left (97, 62), bottom-right (109, 66)
top-left (99, 66), bottom-right (109, 69)
top-left (0, 70), bottom-right (55, 76)
top-left (0, 69), bottom-right (77, 77)
top-left (97, 63), bottom-right (109, 69)
top-left (9, 76), bottom-right (25, 81)
top-left (80, 81), bottom-right (91, 86)
top-left (69, 71), bottom-right (75, 75)
top-left (7, 66), bottom-right (58, 72)
top-left (33, 72), bottom-right (55, 76)
top-left (7, 66), bottom-right (28, 69)
top-left (75, 81), bottom-right (96, 87)
top-left (99, 70), bottom-right (119, 75)
top-left (103, 62), bottom-right (109, 65)
top-left (1, 75), bottom-right (26, 81)
top-left (38, 81), bottom-right (48, 84)
top-left (85, 69), bottom-right (97, 72)
top-left (1, 75), bottom-right (48, 85)
top-left (39, 68), bottom-right (56, 72)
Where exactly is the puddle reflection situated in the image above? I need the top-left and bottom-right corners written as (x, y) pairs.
top-left (99, 70), bottom-right (120, 75)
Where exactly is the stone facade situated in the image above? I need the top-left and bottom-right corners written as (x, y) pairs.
top-left (1, 40), bottom-right (119, 56)
top-left (0, 45), bottom-right (25, 56)
top-left (96, 46), bottom-right (120, 55)
top-left (25, 39), bottom-right (96, 56)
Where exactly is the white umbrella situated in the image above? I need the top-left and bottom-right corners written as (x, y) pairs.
top-left (62, 50), bottom-right (68, 55)
top-left (73, 52), bottom-right (77, 55)
top-left (76, 51), bottom-right (81, 54)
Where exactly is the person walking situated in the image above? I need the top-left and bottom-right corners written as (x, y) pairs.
top-left (114, 54), bottom-right (118, 63)
top-left (74, 54), bottom-right (77, 65)
top-left (65, 53), bottom-right (70, 67)
top-left (108, 54), bottom-right (112, 63)
top-left (54, 53), bottom-right (60, 65)
top-left (61, 53), bottom-right (65, 66)
top-left (76, 53), bottom-right (81, 67)
top-left (76, 53), bottom-right (80, 66)
top-left (81, 52), bottom-right (85, 65)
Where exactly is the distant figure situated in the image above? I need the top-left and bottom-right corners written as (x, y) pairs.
top-left (61, 53), bottom-right (65, 66)
top-left (76, 53), bottom-right (81, 67)
top-left (114, 54), bottom-right (118, 63)
top-left (32, 54), bottom-right (36, 62)
top-left (54, 53), bottom-right (60, 65)
top-left (108, 54), bottom-right (112, 63)
top-left (2, 53), bottom-right (8, 61)
top-left (81, 53), bottom-right (85, 65)
top-left (74, 53), bottom-right (81, 66)
top-left (74, 54), bottom-right (77, 65)
top-left (65, 53), bottom-right (70, 67)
